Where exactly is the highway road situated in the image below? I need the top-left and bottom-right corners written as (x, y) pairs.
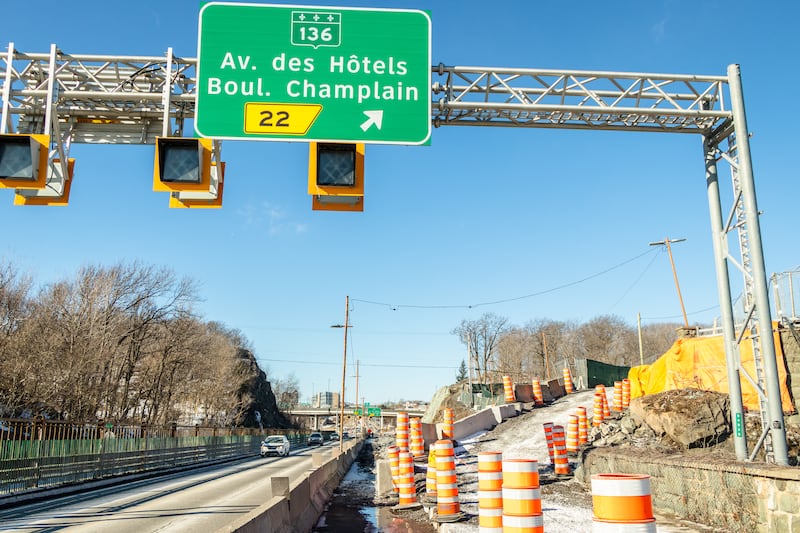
top-left (0, 442), bottom-right (337, 532)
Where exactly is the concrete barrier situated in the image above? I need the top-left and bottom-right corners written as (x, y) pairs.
top-left (425, 405), bottom-right (523, 445)
top-left (217, 439), bottom-right (363, 533)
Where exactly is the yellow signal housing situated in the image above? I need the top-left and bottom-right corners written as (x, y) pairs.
top-left (0, 134), bottom-right (50, 189)
top-left (308, 142), bottom-right (364, 212)
top-left (14, 158), bottom-right (75, 206)
top-left (168, 162), bottom-right (225, 209)
top-left (153, 137), bottom-right (214, 192)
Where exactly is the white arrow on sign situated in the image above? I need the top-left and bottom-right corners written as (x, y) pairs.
top-left (360, 110), bottom-right (383, 132)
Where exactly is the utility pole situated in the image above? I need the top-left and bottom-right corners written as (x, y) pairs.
top-left (637, 312), bottom-right (644, 365)
top-left (649, 237), bottom-right (689, 328)
top-left (542, 332), bottom-right (551, 380)
top-left (467, 331), bottom-right (474, 406)
top-left (354, 359), bottom-right (360, 436)
top-left (331, 295), bottom-right (350, 452)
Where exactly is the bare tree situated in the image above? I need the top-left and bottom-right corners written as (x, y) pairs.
top-left (495, 319), bottom-right (578, 383)
top-left (452, 313), bottom-right (509, 385)
top-left (0, 261), bottom-right (35, 415)
top-left (575, 314), bottom-right (632, 366)
top-left (272, 372), bottom-right (300, 411)
top-left (640, 322), bottom-right (683, 365)
top-left (495, 327), bottom-right (535, 381)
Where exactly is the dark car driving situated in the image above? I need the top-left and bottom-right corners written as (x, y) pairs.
top-left (307, 432), bottom-right (324, 446)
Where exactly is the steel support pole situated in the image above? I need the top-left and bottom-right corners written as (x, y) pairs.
top-left (727, 64), bottom-right (788, 465)
top-left (337, 295), bottom-right (350, 452)
top-left (704, 136), bottom-right (748, 460)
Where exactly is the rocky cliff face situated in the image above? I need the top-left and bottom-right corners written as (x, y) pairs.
top-left (233, 348), bottom-right (292, 429)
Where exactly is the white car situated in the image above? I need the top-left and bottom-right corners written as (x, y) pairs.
top-left (260, 435), bottom-right (291, 457)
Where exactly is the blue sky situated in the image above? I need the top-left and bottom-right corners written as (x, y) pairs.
top-left (2, 1), bottom-right (798, 404)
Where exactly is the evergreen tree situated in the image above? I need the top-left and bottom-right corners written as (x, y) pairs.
top-left (456, 359), bottom-right (468, 382)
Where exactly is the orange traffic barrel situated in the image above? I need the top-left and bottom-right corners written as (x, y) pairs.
top-left (502, 459), bottom-right (539, 489)
top-left (592, 392), bottom-right (605, 427)
top-left (502, 457), bottom-right (542, 533)
top-left (502, 512), bottom-right (544, 532)
top-left (542, 422), bottom-right (555, 463)
top-left (478, 505), bottom-right (503, 532)
top-left (566, 414), bottom-right (579, 454)
top-left (502, 375), bottom-right (515, 403)
top-left (397, 451), bottom-right (417, 505)
top-left (399, 448), bottom-right (413, 472)
top-left (552, 425), bottom-right (570, 476)
top-left (396, 411), bottom-right (409, 451)
top-left (531, 379), bottom-right (544, 406)
top-left (591, 473), bottom-right (656, 531)
top-left (425, 444), bottom-right (437, 497)
top-left (409, 417), bottom-right (424, 457)
top-left (562, 367), bottom-right (574, 394)
top-left (387, 445), bottom-right (400, 493)
top-left (478, 489), bottom-right (503, 509)
top-left (434, 441), bottom-right (456, 486)
top-left (479, 451), bottom-right (503, 531)
top-left (435, 440), bottom-right (460, 516)
top-left (622, 378), bottom-right (631, 409)
top-left (478, 451), bottom-right (503, 491)
top-left (502, 487), bottom-right (542, 516)
top-left (442, 407), bottom-right (454, 439)
top-left (576, 406), bottom-right (589, 444)
top-left (600, 388), bottom-right (611, 419)
top-left (613, 381), bottom-right (623, 412)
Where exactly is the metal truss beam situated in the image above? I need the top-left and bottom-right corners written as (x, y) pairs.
top-left (431, 64), bottom-right (731, 134)
top-left (0, 45), bottom-right (788, 464)
top-left (1, 43), bottom-right (195, 144)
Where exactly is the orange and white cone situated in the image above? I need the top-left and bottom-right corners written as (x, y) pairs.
top-left (591, 473), bottom-right (656, 531)
top-left (563, 367), bottom-right (574, 394)
top-left (532, 379), bottom-right (544, 406)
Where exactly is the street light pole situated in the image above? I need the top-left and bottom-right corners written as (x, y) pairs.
top-left (650, 237), bottom-right (689, 328)
top-left (331, 295), bottom-right (350, 452)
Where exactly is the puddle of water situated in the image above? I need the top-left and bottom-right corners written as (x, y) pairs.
top-left (313, 441), bottom-right (435, 533)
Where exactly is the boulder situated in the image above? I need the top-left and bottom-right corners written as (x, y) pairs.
top-left (629, 389), bottom-right (731, 448)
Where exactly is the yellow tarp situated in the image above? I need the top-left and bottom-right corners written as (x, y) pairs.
top-left (628, 326), bottom-right (795, 413)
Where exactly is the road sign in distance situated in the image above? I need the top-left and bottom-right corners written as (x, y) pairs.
top-left (196, 3), bottom-right (432, 145)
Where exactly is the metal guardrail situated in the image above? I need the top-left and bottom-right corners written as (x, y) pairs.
top-left (0, 418), bottom-right (307, 497)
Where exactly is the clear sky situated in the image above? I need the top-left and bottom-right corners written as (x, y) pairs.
top-left (2, 1), bottom-right (798, 405)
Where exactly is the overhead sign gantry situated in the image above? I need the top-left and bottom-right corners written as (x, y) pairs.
top-left (195, 3), bottom-right (431, 145)
top-left (0, 3), bottom-right (789, 465)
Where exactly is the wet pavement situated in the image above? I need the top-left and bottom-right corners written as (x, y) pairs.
top-left (313, 439), bottom-right (436, 533)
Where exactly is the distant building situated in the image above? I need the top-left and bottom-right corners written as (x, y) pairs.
top-left (312, 391), bottom-right (340, 409)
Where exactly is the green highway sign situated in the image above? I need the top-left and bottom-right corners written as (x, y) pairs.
top-left (196, 3), bottom-right (432, 144)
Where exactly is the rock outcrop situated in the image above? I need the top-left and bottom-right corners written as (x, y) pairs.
top-left (628, 389), bottom-right (731, 448)
top-left (234, 348), bottom-right (292, 428)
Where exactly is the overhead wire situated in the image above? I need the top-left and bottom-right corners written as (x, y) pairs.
top-left (352, 247), bottom-right (659, 311)
top-left (259, 357), bottom-right (455, 369)
top-left (610, 247), bottom-right (662, 310)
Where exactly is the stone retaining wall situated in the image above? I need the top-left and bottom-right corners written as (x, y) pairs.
top-left (781, 326), bottom-right (800, 423)
top-left (577, 447), bottom-right (800, 532)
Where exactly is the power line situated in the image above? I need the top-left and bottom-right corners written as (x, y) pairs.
top-left (259, 357), bottom-right (456, 369)
top-left (641, 303), bottom-right (720, 321)
top-left (610, 250), bottom-right (662, 310)
top-left (352, 247), bottom-right (659, 310)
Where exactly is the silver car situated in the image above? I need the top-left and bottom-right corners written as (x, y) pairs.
top-left (260, 435), bottom-right (291, 457)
